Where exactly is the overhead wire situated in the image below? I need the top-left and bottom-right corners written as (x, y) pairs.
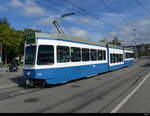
top-left (135, 0), bottom-right (150, 16)
top-left (67, 0), bottom-right (140, 38)
top-left (34, 0), bottom-right (105, 33)
top-left (100, 0), bottom-right (135, 28)
top-left (99, 0), bottom-right (138, 41)
top-left (35, 0), bottom-right (142, 44)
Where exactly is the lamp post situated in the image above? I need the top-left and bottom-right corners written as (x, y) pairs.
top-left (0, 44), bottom-right (2, 67)
top-left (131, 29), bottom-right (138, 59)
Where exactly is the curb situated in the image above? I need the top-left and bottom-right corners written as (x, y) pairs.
top-left (0, 83), bottom-right (18, 89)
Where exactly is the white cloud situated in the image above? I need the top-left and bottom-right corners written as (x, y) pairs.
top-left (38, 17), bottom-right (51, 26)
top-left (9, 0), bottom-right (24, 8)
top-left (68, 27), bottom-right (89, 38)
top-left (0, 3), bottom-right (6, 11)
top-left (104, 18), bottom-right (150, 45)
top-left (66, 17), bottom-right (91, 24)
top-left (9, 0), bottom-right (46, 17)
top-left (22, 6), bottom-right (45, 17)
top-left (101, 12), bottom-right (128, 25)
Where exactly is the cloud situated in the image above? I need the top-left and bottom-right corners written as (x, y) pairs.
top-left (0, 3), bottom-right (7, 11)
top-left (22, 6), bottom-right (45, 17)
top-left (68, 27), bottom-right (89, 39)
top-left (9, 0), bottom-right (24, 8)
top-left (104, 18), bottom-right (150, 45)
top-left (37, 17), bottom-right (51, 26)
top-left (9, 0), bottom-right (46, 17)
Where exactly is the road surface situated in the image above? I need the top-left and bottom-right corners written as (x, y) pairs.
top-left (0, 57), bottom-right (149, 113)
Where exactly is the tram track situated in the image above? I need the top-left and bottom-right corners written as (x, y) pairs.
top-left (71, 68), bottom-right (149, 113)
top-left (0, 59), bottom-right (148, 113)
top-left (98, 69), bottom-right (149, 113)
top-left (64, 67), bottom-right (147, 113)
top-left (0, 60), bottom-right (144, 102)
top-left (35, 60), bottom-right (148, 113)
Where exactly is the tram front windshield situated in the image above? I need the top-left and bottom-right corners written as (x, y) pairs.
top-left (25, 46), bottom-right (36, 65)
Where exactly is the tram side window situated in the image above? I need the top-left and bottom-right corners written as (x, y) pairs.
top-left (82, 48), bottom-right (90, 61)
top-left (131, 53), bottom-right (134, 58)
top-left (103, 50), bottom-right (106, 60)
top-left (37, 45), bottom-right (54, 65)
top-left (118, 54), bottom-right (121, 62)
top-left (120, 54), bottom-right (123, 62)
top-left (110, 54), bottom-right (113, 63)
top-left (110, 53), bottom-right (123, 63)
top-left (97, 50), bottom-right (103, 60)
top-left (125, 53), bottom-right (129, 58)
top-left (71, 47), bottom-right (81, 62)
top-left (117, 54), bottom-right (119, 62)
top-left (112, 54), bottom-right (116, 63)
top-left (126, 53), bottom-right (134, 58)
top-left (57, 46), bottom-right (70, 63)
top-left (91, 49), bottom-right (97, 61)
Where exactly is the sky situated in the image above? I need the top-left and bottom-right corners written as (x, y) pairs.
top-left (0, 0), bottom-right (150, 45)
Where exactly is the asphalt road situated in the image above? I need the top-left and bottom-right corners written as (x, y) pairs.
top-left (0, 57), bottom-right (149, 113)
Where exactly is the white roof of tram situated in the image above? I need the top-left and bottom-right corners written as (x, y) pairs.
top-left (35, 32), bottom-right (133, 51)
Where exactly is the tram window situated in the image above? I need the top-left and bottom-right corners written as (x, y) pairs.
top-left (126, 53), bottom-right (134, 58)
top-left (116, 54), bottom-right (119, 62)
top-left (57, 46), bottom-right (70, 63)
top-left (97, 50), bottom-right (103, 60)
top-left (37, 45), bottom-right (54, 65)
top-left (71, 47), bottom-right (81, 62)
top-left (110, 54), bottom-right (113, 63)
top-left (25, 46), bottom-right (36, 65)
top-left (113, 54), bottom-right (116, 63)
top-left (119, 54), bottom-right (121, 62)
top-left (103, 50), bottom-right (106, 60)
top-left (121, 54), bottom-right (123, 62)
top-left (125, 53), bottom-right (128, 58)
top-left (91, 49), bottom-right (97, 61)
top-left (82, 48), bottom-right (90, 61)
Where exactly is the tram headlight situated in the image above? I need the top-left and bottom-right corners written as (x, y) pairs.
top-left (27, 72), bottom-right (31, 76)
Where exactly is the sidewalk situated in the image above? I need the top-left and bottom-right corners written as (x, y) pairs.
top-left (0, 66), bottom-right (25, 89)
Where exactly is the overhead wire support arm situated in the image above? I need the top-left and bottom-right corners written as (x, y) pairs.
top-left (52, 20), bottom-right (61, 33)
top-left (52, 12), bottom-right (76, 34)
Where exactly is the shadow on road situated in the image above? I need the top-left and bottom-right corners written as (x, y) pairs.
top-left (9, 76), bottom-right (25, 86)
top-left (142, 63), bottom-right (150, 68)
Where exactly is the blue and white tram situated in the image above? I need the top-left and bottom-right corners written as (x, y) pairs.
top-left (23, 33), bottom-right (134, 87)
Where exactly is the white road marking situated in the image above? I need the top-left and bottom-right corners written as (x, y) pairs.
top-left (110, 71), bottom-right (150, 113)
top-left (18, 90), bottom-right (27, 93)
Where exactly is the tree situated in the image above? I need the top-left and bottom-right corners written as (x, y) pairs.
top-left (17, 28), bottom-right (42, 62)
top-left (0, 23), bottom-right (24, 64)
top-left (0, 18), bottom-right (42, 64)
top-left (23, 28), bottom-right (41, 34)
top-left (0, 18), bottom-right (10, 26)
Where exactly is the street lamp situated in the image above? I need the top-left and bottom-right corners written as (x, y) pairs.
top-left (0, 44), bottom-right (2, 67)
top-left (131, 29), bottom-right (138, 59)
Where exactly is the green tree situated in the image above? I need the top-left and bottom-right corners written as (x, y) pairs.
top-left (23, 28), bottom-right (41, 34)
top-left (0, 23), bottom-right (24, 64)
top-left (0, 18), bottom-right (10, 26)
top-left (0, 18), bottom-right (42, 64)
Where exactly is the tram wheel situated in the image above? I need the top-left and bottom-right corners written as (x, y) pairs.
top-left (38, 81), bottom-right (47, 88)
top-left (25, 79), bottom-right (34, 87)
